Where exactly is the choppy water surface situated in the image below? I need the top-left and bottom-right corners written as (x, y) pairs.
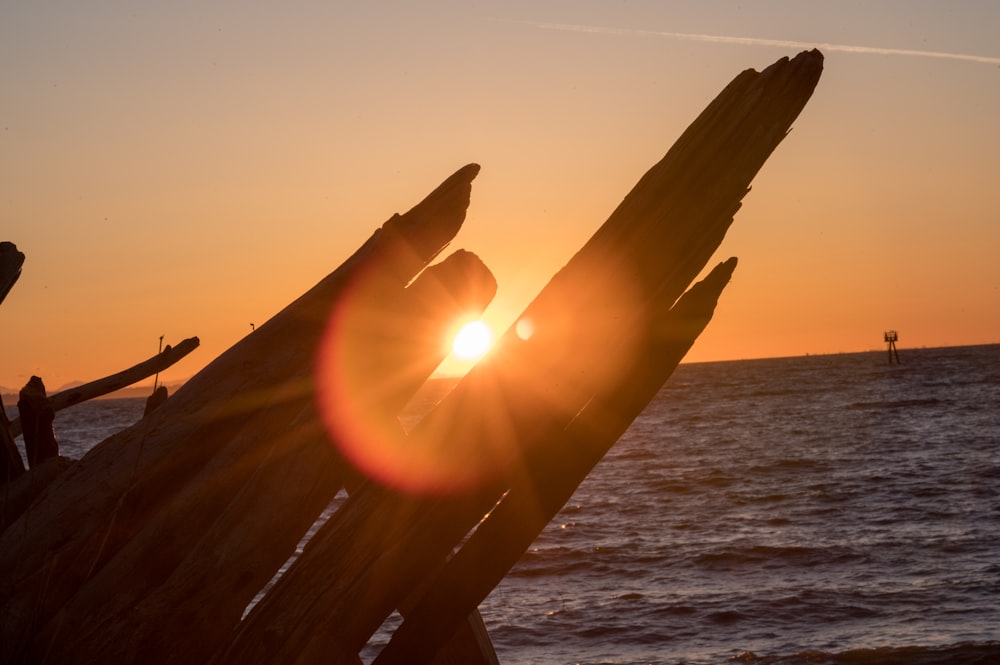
top-left (480, 345), bottom-right (1000, 664)
top-left (21, 345), bottom-right (1000, 664)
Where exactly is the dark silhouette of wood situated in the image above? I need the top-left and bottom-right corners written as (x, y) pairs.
top-left (1, 395), bottom-right (26, 484)
top-left (217, 50), bottom-right (823, 665)
top-left (17, 376), bottom-right (59, 468)
top-left (0, 51), bottom-right (823, 665)
top-left (0, 241), bottom-right (24, 306)
top-left (0, 164), bottom-right (499, 665)
top-left (36, 251), bottom-right (498, 665)
top-left (1, 455), bottom-right (73, 535)
top-left (375, 259), bottom-right (736, 665)
top-left (7, 336), bottom-right (200, 439)
top-left (143, 385), bottom-right (169, 416)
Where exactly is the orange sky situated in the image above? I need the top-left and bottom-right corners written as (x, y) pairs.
top-left (2, 1), bottom-right (999, 390)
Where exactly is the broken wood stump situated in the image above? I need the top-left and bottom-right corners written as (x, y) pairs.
top-left (17, 376), bottom-right (58, 469)
top-left (143, 385), bottom-right (170, 416)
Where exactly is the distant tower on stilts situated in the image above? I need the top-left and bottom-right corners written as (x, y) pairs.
top-left (884, 330), bottom-right (900, 364)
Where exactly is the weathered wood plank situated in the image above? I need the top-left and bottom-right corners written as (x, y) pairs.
top-left (0, 165), bottom-right (481, 663)
top-left (219, 50), bottom-right (822, 664)
top-left (36, 250), bottom-right (497, 665)
top-left (375, 259), bottom-right (737, 665)
top-left (2, 49), bottom-right (823, 665)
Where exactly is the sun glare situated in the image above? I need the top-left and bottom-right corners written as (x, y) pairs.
top-left (451, 320), bottom-right (494, 361)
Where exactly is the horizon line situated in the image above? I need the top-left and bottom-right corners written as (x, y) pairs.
top-left (4, 342), bottom-right (999, 396)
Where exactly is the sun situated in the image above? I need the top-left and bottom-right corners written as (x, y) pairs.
top-left (451, 320), bottom-right (494, 361)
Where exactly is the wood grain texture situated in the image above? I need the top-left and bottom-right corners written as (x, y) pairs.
top-left (0, 50), bottom-right (822, 665)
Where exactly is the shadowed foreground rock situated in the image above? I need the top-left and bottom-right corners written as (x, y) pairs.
top-left (0, 50), bottom-right (822, 665)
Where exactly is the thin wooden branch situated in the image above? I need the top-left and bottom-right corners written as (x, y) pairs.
top-left (6, 337), bottom-right (200, 439)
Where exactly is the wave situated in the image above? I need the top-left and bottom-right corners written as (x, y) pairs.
top-left (735, 641), bottom-right (1000, 665)
top-left (691, 544), bottom-right (864, 570)
top-left (484, 641), bottom-right (1000, 665)
top-left (848, 398), bottom-right (944, 410)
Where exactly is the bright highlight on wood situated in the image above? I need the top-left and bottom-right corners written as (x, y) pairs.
top-left (451, 320), bottom-right (494, 360)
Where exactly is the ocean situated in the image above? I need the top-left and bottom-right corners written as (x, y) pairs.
top-left (8, 344), bottom-right (1000, 664)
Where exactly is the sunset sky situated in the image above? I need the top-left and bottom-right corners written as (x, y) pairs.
top-left (2, 1), bottom-right (999, 391)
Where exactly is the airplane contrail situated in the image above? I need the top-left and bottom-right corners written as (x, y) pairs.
top-left (514, 20), bottom-right (1000, 66)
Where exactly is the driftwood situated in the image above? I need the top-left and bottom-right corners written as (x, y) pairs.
top-left (1, 396), bottom-right (26, 484)
top-left (0, 456), bottom-right (74, 534)
top-left (6, 337), bottom-right (200, 440)
top-left (143, 386), bottom-right (169, 416)
top-left (0, 236), bottom-right (199, 497)
top-left (0, 50), bottom-right (822, 665)
top-left (0, 339), bottom-right (201, 539)
top-left (0, 242), bottom-right (24, 307)
top-left (16, 377), bottom-right (58, 468)
top-left (0, 167), bottom-right (500, 665)
top-left (375, 259), bottom-right (738, 665)
top-left (216, 50), bottom-right (823, 665)
top-left (0, 244), bottom-right (28, 479)
top-left (33, 251), bottom-right (499, 665)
